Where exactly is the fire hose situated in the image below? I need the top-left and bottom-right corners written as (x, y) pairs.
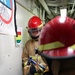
top-left (27, 57), bottom-right (45, 70)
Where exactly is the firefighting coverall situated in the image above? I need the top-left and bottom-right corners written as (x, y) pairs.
top-left (22, 39), bottom-right (49, 75)
top-left (51, 58), bottom-right (75, 75)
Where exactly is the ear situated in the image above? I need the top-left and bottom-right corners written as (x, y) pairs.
top-left (26, 27), bottom-right (29, 33)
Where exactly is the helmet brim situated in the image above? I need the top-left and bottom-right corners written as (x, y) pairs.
top-left (42, 47), bottom-right (75, 59)
top-left (39, 16), bottom-right (75, 59)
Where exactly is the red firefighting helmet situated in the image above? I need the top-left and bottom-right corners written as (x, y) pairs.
top-left (28, 16), bottom-right (43, 39)
top-left (28, 16), bottom-right (43, 29)
top-left (39, 16), bottom-right (75, 59)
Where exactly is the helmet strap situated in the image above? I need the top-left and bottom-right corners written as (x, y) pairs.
top-left (29, 32), bottom-right (39, 40)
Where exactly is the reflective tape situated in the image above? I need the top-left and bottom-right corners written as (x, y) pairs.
top-left (24, 56), bottom-right (42, 67)
top-left (38, 23), bottom-right (43, 28)
top-left (24, 61), bottom-right (28, 67)
top-left (30, 55), bottom-right (41, 60)
top-left (70, 44), bottom-right (75, 49)
top-left (39, 41), bottom-right (65, 51)
top-left (34, 73), bottom-right (43, 75)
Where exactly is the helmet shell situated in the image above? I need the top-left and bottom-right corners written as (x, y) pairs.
top-left (28, 16), bottom-right (42, 29)
top-left (39, 16), bottom-right (75, 58)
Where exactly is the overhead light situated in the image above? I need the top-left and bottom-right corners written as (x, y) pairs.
top-left (60, 8), bottom-right (67, 17)
top-left (59, 8), bottom-right (67, 23)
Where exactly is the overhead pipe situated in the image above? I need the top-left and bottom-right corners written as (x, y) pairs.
top-left (60, 0), bottom-right (67, 8)
top-left (42, 9), bottom-right (45, 24)
top-left (38, 0), bottom-right (54, 19)
top-left (70, 0), bottom-right (75, 17)
top-left (16, 0), bottom-right (35, 15)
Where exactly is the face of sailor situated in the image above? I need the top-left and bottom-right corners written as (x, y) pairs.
top-left (28, 27), bottom-right (42, 40)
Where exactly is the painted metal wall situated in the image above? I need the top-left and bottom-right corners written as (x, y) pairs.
top-left (0, 0), bottom-right (37, 75)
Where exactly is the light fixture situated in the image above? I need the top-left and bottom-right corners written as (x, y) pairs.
top-left (60, 8), bottom-right (67, 17)
top-left (59, 8), bottom-right (67, 23)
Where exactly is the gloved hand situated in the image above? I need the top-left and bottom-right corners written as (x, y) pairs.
top-left (30, 64), bottom-right (36, 74)
top-left (24, 65), bottom-right (30, 75)
top-left (24, 65), bottom-right (36, 75)
top-left (35, 63), bottom-right (45, 73)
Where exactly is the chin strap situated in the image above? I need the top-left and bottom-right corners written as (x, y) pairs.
top-left (34, 39), bottom-right (38, 41)
top-left (29, 32), bottom-right (39, 40)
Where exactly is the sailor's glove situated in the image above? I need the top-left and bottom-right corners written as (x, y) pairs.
top-left (30, 64), bottom-right (36, 74)
top-left (24, 65), bottom-right (30, 75)
top-left (35, 63), bottom-right (46, 73)
top-left (24, 64), bottom-right (36, 75)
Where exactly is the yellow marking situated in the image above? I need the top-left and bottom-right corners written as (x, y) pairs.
top-left (39, 41), bottom-right (65, 51)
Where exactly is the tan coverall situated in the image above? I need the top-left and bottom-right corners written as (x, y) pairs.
top-left (22, 39), bottom-right (48, 75)
top-left (51, 58), bottom-right (75, 75)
